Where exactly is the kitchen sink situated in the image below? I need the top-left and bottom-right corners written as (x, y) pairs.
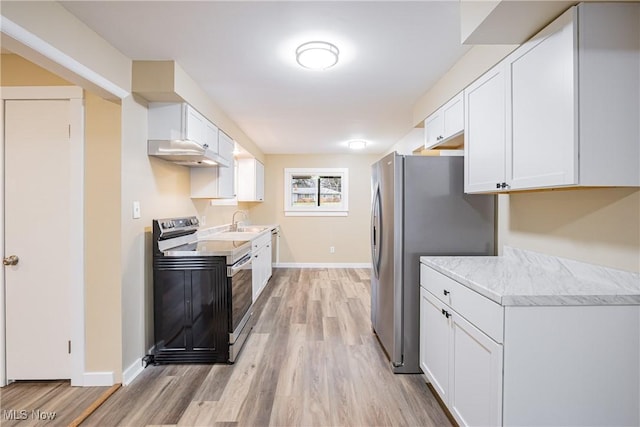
top-left (236, 225), bottom-right (270, 233)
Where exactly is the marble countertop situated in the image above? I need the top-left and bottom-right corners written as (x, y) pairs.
top-left (420, 247), bottom-right (640, 306)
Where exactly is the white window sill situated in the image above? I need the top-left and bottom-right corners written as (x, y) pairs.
top-left (284, 211), bottom-right (348, 217)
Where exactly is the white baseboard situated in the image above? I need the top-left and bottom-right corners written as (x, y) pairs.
top-left (123, 345), bottom-right (155, 386)
top-left (275, 262), bottom-right (372, 269)
top-left (122, 359), bottom-right (144, 386)
top-left (83, 371), bottom-right (115, 387)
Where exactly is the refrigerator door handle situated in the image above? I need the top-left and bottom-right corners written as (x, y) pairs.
top-left (371, 185), bottom-right (382, 278)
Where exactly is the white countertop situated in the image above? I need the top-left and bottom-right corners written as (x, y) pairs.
top-left (420, 247), bottom-right (640, 306)
top-left (197, 223), bottom-right (279, 241)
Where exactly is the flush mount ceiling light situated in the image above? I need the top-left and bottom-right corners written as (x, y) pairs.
top-left (348, 139), bottom-right (367, 150)
top-left (296, 41), bottom-right (339, 70)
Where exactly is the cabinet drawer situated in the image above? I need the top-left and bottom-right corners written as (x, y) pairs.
top-left (421, 264), bottom-right (504, 343)
top-left (252, 232), bottom-right (271, 251)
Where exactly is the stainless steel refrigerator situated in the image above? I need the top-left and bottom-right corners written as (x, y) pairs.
top-left (370, 152), bottom-right (495, 373)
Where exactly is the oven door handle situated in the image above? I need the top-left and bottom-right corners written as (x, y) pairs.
top-left (228, 254), bottom-right (252, 277)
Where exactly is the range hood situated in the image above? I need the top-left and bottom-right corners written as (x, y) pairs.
top-left (148, 140), bottom-right (230, 168)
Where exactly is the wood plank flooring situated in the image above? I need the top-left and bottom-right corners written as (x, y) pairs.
top-left (87, 268), bottom-right (451, 427)
top-left (0, 380), bottom-right (109, 426)
top-left (4, 268), bottom-right (451, 426)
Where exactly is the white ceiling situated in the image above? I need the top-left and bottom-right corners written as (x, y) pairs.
top-left (60, 1), bottom-right (470, 155)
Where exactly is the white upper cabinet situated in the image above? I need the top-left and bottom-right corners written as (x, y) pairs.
top-left (237, 158), bottom-right (265, 202)
top-left (506, 7), bottom-right (577, 190)
top-left (465, 3), bottom-right (640, 193)
top-left (149, 103), bottom-right (211, 150)
top-left (464, 63), bottom-right (507, 193)
top-left (204, 121), bottom-right (219, 154)
top-left (185, 106), bottom-right (206, 146)
top-left (215, 132), bottom-right (235, 198)
top-left (424, 92), bottom-right (464, 149)
top-left (190, 131), bottom-right (236, 199)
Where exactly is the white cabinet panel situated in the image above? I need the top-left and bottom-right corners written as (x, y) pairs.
top-left (252, 232), bottom-right (273, 303)
top-left (204, 121), bottom-right (219, 153)
top-left (424, 92), bottom-right (464, 149)
top-left (424, 112), bottom-right (443, 149)
top-left (450, 311), bottom-right (503, 427)
top-left (420, 288), bottom-right (450, 402)
top-left (191, 131), bottom-right (236, 199)
top-left (464, 64), bottom-right (507, 193)
top-left (255, 160), bottom-right (265, 202)
top-left (185, 106), bottom-right (206, 146)
top-left (442, 92), bottom-right (464, 138)
top-left (507, 9), bottom-right (577, 189)
top-left (216, 132), bottom-right (235, 198)
top-left (237, 158), bottom-right (265, 202)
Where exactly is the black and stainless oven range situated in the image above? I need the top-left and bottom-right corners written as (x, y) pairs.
top-left (152, 216), bottom-right (253, 364)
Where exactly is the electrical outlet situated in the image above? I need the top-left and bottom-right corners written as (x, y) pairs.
top-left (132, 201), bottom-right (141, 219)
top-left (330, 246), bottom-right (335, 254)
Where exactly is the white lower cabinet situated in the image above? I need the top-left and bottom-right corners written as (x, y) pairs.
top-left (420, 287), bottom-right (503, 426)
top-left (449, 308), bottom-right (503, 427)
top-left (252, 232), bottom-right (273, 302)
top-left (420, 263), bottom-right (640, 426)
top-left (419, 288), bottom-right (450, 402)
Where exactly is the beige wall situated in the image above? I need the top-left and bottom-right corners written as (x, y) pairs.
top-left (411, 44), bottom-right (517, 127)
top-left (249, 154), bottom-right (379, 265)
top-left (1, 54), bottom-right (124, 377)
top-left (120, 95), bottom-right (197, 371)
top-left (193, 200), bottom-right (254, 228)
top-left (407, 40), bottom-right (640, 273)
top-left (84, 92), bottom-right (123, 376)
top-left (498, 189), bottom-right (640, 272)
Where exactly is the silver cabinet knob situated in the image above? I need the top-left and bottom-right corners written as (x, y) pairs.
top-left (3, 255), bottom-right (19, 266)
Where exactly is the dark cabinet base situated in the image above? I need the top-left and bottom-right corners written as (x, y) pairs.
top-left (153, 256), bottom-right (230, 364)
top-left (153, 349), bottom-right (229, 364)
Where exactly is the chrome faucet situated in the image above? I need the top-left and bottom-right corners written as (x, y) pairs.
top-left (231, 210), bottom-right (248, 231)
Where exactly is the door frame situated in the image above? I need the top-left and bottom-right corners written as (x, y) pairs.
top-left (1, 86), bottom-right (85, 386)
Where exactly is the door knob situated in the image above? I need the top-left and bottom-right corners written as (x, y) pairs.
top-left (3, 255), bottom-right (19, 266)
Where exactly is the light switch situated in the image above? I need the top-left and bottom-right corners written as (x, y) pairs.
top-left (132, 201), bottom-right (141, 219)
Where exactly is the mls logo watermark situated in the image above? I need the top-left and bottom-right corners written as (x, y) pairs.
top-left (3, 409), bottom-right (57, 421)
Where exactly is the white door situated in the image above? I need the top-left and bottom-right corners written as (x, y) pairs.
top-left (5, 99), bottom-right (72, 380)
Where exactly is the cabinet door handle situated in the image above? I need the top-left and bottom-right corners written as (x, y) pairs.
top-left (443, 290), bottom-right (450, 296)
top-left (501, 182), bottom-right (509, 189)
top-left (496, 183), bottom-right (501, 189)
top-left (441, 309), bottom-right (451, 319)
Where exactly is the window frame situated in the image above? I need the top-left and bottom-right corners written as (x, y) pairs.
top-left (284, 167), bottom-right (349, 217)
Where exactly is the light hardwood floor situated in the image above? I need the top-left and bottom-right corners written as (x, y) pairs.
top-left (0, 380), bottom-right (109, 426)
top-left (5, 268), bottom-right (450, 426)
top-left (86, 268), bottom-right (451, 427)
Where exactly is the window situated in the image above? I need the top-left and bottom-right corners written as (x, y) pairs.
top-left (284, 168), bottom-right (348, 216)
